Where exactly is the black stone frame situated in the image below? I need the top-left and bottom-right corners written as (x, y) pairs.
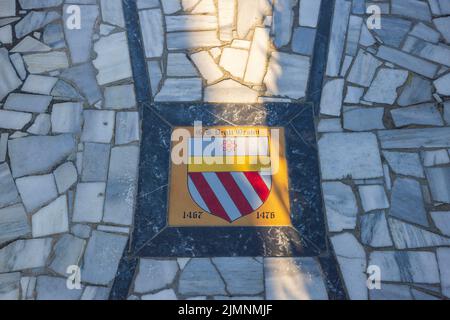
top-left (110, 0), bottom-right (347, 299)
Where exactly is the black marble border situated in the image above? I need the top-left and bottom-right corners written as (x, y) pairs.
top-left (110, 0), bottom-right (347, 300)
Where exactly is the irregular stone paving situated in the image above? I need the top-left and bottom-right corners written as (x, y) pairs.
top-left (1, 0), bottom-right (450, 301)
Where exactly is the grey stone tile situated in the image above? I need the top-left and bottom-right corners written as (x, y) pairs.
top-left (382, 151), bottom-right (424, 178)
top-left (43, 23), bottom-right (65, 49)
top-left (403, 36), bottom-right (450, 67)
top-left (291, 26), bottom-right (316, 56)
top-left (139, 9), bottom-right (164, 58)
top-left (322, 182), bottom-right (358, 232)
top-left (80, 286), bottom-right (110, 300)
top-left (142, 289), bottom-right (177, 300)
top-left (14, 11), bottom-right (60, 39)
top-left (409, 22), bottom-right (440, 44)
top-left (0, 204), bottom-right (30, 246)
top-left (346, 15), bottom-right (362, 56)
top-left (430, 211), bottom-right (450, 236)
top-left (51, 102), bottom-right (83, 134)
top-left (425, 167), bottom-right (450, 204)
top-left (360, 211), bottom-right (393, 248)
top-left (53, 161), bottom-right (78, 193)
top-left (0, 0), bottom-right (15, 18)
top-left (0, 133), bottom-right (8, 163)
top-left (389, 218), bottom-right (450, 249)
top-left (343, 107), bottom-right (385, 131)
top-left (437, 248), bottom-right (450, 298)
top-left (81, 143), bottom-right (110, 182)
top-left (347, 50), bottom-right (382, 87)
top-left (0, 238), bottom-right (52, 273)
top-left (155, 78), bottom-right (202, 102)
top-left (398, 75), bottom-right (433, 107)
top-left (178, 259), bottom-right (226, 296)
top-left (32, 195), bottom-right (69, 237)
top-left (378, 127), bottom-right (450, 149)
top-left (392, 103), bottom-right (443, 127)
top-left (4, 93), bottom-right (51, 113)
top-left (370, 284), bottom-right (413, 300)
top-left (434, 73), bottom-right (450, 96)
top-left (389, 177), bottom-right (428, 227)
top-left (8, 134), bottom-right (76, 178)
top-left (213, 258), bottom-right (264, 295)
top-left (264, 257), bottom-right (328, 300)
top-left (272, 0), bottom-right (295, 48)
top-left (166, 31), bottom-right (221, 50)
top-left (36, 276), bottom-right (82, 300)
top-left (0, 110), bottom-right (32, 130)
top-left (0, 272), bottom-right (20, 300)
top-left (49, 234), bottom-right (86, 276)
top-left (22, 51), bottom-right (69, 73)
top-left (0, 163), bottom-right (20, 208)
top-left (0, 49), bottom-right (22, 100)
top-left (104, 84), bottom-right (136, 110)
top-left (60, 63), bottom-right (102, 105)
top-left (331, 233), bottom-right (367, 300)
top-left (81, 231), bottom-right (127, 285)
top-left (392, 0), bottom-right (431, 22)
top-left (364, 68), bottom-right (408, 105)
top-left (434, 17), bottom-right (450, 43)
top-left (429, 0), bottom-right (450, 15)
top-left (115, 112), bottom-right (139, 145)
top-left (100, 0), bottom-right (125, 27)
top-left (369, 251), bottom-right (440, 284)
top-left (319, 133), bottom-right (383, 180)
top-left (18, 0), bottom-right (63, 9)
top-left (71, 224), bottom-right (91, 239)
top-left (133, 259), bottom-right (178, 294)
top-left (27, 114), bottom-right (51, 135)
top-left (81, 110), bottom-right (115, 143)
top-left (320, 79), bottom-right (344, 116)
top-left (299, 0), bottom-right (321, 27)
top-left (9, 53), bottom-right (26, 81)
top-left (16, 174), bottom-right (58, 212)
top-left (73, 182), bottom-right (106, 223)
top-left (166, 53), bottom-right (197, 77)
top-left (103, 145), bottom-right (139, 226)
top-left (372, 16), bottom-right (411, 47)
top-left (358, 185), bottom-right (389, 212)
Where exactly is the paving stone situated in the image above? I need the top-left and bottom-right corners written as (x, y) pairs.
top-left (0, 133), bottom-right (7, 163)
top-left (236, 0), bottom-right (270, 38)
top-left (0, 204), bottom-right (30, 246)
top-left (434, 73), bottom-right (450, 96)
top-left (0, 163), bottom-right (20, 209)
top-left (264, 52), bottom-right (310, 99)
top-left (403, 36), bottom-right (450, 67)
top-left (155, 78), bottom-right (202, 102)
top-left (0, 110), bottom-right (32, 130)
top-left (0, 238), bottom-right (52, 273)
top-left (97, 225), bottom-right (129, 234)
top-left (103, 145), bottom-right (139, 226)
top-left (139, 9), bottom-right (164, 58)
top-left (264, 257), bottom-right (327, 300)
top-left (410, 22), bottom-right (440, 44)
top-left (134, 259), bottom-right (178, 294)
top-left (369, 251), bottom-right (440, 284)
top-left (346, 15), bottom-right (362, 56)
top-left (378, 127), bottom-right (450, 149)
top-left (0, 0), bottom-right (15, 18)
top-left (376, 46), bottom-right (438, 79)
top-left (166, 31), bottom-right (221, 50)
top-left (63, 4), bottom-right (98, 64)
top-left (318, 133), bottom-right (383, 180)
top-left (32, 195), bottom-right (68, 237)
top-left (359, 23), bottom-right (376, 47)
top-left (212, 258), bottom-right (263, 295)
top-left (73, 183), bottom-right (106, 223)
top-left (360, 211), bottom-right (393, 247)
top-left (358, 185), bottom-right (389, 212)
top-left (43, 22), bottom-right (65, 49)
top-left (437, 248), bottom-right (450, 298)
top-left (272, 0), bottom-right (295, 47)
top-left (161, 0), bottom-right (181, 13)
top-left (18, 0), bottom-right (62, 9)
top-left (430, 211), bottom-right (450, 236)
top-left (191, 0), bottom-right (216, 14)
top-left (60, 63), bottom-right (102, 105)
top-left (292, 27), bottom-right (316, 55)
top-left (4, 93), bottom-right (51, 113)
top-left (16, 174), bottom-right (58, 213)
top-left (191, 51), bottom-right (223, 84)
top-left (20, 276), bottom-right (36, 300)
top-left (9, 53), bottom-right (26, 81)
top-left (115, 112), bottom-right (139, 145)
top-left (429, 0), bottom-right (450, 15)
top-left (100, 0), bottom-right (124, 27)
top-left (93, 32), bottom-right (132, 85)
top-left (81, 143), bottom-right (110, 182)
top-left (0, 25), bottom-right (13, 45)
top-left (8, 134), bottom-right (76, 178)
top-left (36, 276), bottom-right (82, 300)
top-left (425, 167), bottom-right (450, 204)
top-left (389, 178), bottom-right (428, 227)
top-left (22, 51), bottom-right (69, 74)
top-left (82, 231), bottom-right (128, 285)
top-left (142, 289), bottom-right (177, 300)
top-left (137, 0), bottom-right (160, 9)
top-left (330, 233), bottom-right (367, 300)
top-left (398, 75), bottom-right (433, 107)
top-left (71, 224), bottom-right (91, 239)
top-left (80, 286), bottom-right (110, 300)
top-left (364, 68), bottom-right (408, 104)
top-left (244, 27), bottom-right (270, 84)
top-left (167, 53), bottom-right (197, 77)
top-left (299, 0), bottom-right (321, 27)
top-left (391, 103), bottom-right (443, 127)
top-left (372, 16), bottom-right (411, 47)
top-left (81, 110), bottom-right (115, 143)
top-left (147, 60), bottom-right (162, 96)
top-left (0, 272), bottom-right (20, 300)
top-left (434, 17), bottom-right (450, 44)
top-left (166, 15), bottom-right (217, 32)
top-left (343, 106), bottom-right (385, 131)
top-left (53, 162), bottom-right (77, 193)
top-left (326, 0), bottom-right (351, 76)
top-left (49, 234), bottom-right (86, 276)
top-left (11, 36), bottom-right (52, 53)
top-left (15, 11), bottom-right (60, 39)
top-left (347, 50), bottom-right (382, 87)
top-left (51, 102), bottom-right (83, 134)
top-left (104, 84), bottom-right (136, 110)
top-left (389, 218), bottom-right (450, 249)
top-left (219, 48), bottom-right (248, 79)
top-left (21, 75), bottom-right (57, 95)
top-left (178, 259), bottom-right (226, 296)
top-left (322, 182), bottom-right (357, 232)
top-left (411, 288), bottom-right (440, 300)
top-left (370, 284), bottom-right (413, 300)
top-left (317, 118), bottom-right (343, 133)
top-left (319, 79), bottom-right (344, 116)
top-left (27, 114), bottom-right (50, 136)
top-left (383, 151), bottom-right (424, 178)
top-left (218, 0), bottom-right (234, 41)
top-left (204, 79), bottom-right (258, 103)
top-left (392, 0), bottom-right (431, 21)
top-left (422, 150), bottom-right (450, 167)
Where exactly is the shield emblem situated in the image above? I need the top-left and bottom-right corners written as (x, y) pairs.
top-left (187, 135), bottom-right (272, 223)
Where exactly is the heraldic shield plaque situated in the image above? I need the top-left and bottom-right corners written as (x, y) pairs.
top-left (168, 126), bottom-right (291, 227)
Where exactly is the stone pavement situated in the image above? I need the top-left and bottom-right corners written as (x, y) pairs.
top-left (0, 0), bottom-right (449, 300)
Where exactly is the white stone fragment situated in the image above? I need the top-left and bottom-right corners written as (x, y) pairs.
top-left (218, 0), bottom-right (235, 41)
top-left (244, 27), bottom-right (270, 84)
top-left (167, 53), bottom-right (198, 77)
top-left (322, 182), bottom-right (358, 232)
top-left (134, 259), bottom-right (179, 294)
top-left (139, 9), bottom-right (164, 58)
top-left (32, 195), bottom-right (69, 237)
top-left (155, 78), bottom-right (202, 102)
top-left (165, 15), bottom-right (217, 32)
top-left (190, 51), bottom-right (223, 84)
top-left (204, 79), bottom-right (258, 103)
top-left (219, 48), bottom-right (249, 79)
top-left (167, 31), bottom-right (221, 50)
